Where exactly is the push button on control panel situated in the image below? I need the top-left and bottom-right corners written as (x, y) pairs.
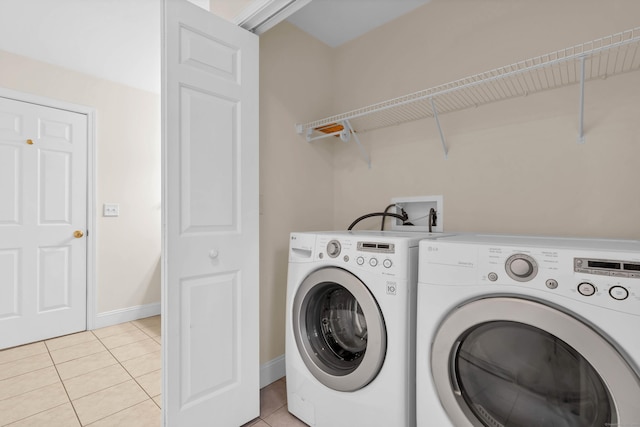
top-left (609, 286), bottom-right (629, 300)
top-left (383, 259), bottom-right (392, 268)
top-left (577, 282), bottom-right (596, 296)
top-left (369, 258), bottom-right (378, 267)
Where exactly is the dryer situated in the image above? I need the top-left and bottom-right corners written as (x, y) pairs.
top-left (416, 234), bottom-right (640, 427)
top-left (286, 231), bottom-right (451, 427)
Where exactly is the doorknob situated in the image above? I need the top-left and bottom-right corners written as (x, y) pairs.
top-left (26, 139), bottom-right (34, 145)
top-left (73, 230), bottom-right (84, 238)
top-left (209, 249), bottom-right (219, 259)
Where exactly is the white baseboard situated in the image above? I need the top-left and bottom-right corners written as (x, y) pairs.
top-left (260, 354), bottom-right (285, 388)
top-left (93, 302), bottom-right (161, 329)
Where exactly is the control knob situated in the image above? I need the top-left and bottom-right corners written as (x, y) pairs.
top-left (326, 240), bottom-right (341, 258)
top-left (505, 254), bottom-right (538, 282)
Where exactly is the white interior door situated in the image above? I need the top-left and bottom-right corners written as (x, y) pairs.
top-left (162, 0), bottom-right (260, 426)
top-left (0, 96), bottom-right (88, 349)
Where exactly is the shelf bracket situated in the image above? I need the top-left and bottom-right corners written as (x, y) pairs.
top-left (430, 97), bottom-right (449, 159)
top-left (577, 55), bottom-right (586, 144)
top-left (343, 119), bottom-right (371, 169)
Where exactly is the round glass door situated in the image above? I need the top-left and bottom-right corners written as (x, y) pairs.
top-left (293, 267), bottom-right (386, 392)
top-left (455, 321), bottom-right (611, 426)
top-left (430, 297), bottom-right (640, 427)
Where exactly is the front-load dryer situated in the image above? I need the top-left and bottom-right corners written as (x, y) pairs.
top-left (286, 231), bottom-right (452, 427)
top-left (416, 234), bottom-right (640, 427)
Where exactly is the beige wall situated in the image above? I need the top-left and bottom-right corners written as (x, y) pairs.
top-left (260, 0), bottom-right (640, 363)
top-left (331, 0), bottom-right (640, 238)
top-left (259, 22), bottom-right (335, 363)
top-left (0, 50), bottom-right (161, 315)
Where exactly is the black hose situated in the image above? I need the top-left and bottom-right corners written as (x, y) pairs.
top-left (348, 211), bottom-right (408, 231)
top-left (380, 203), bottom-right (396, 231)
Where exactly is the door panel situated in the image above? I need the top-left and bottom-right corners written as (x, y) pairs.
top-left (180, 272), bottom-right (238, 406)
top-left (38, 245), bottom-right (71, 311)
top-left (0, 145), bottom-right (20, 224)
top-left (39, 149), bottom-right (72, 224)
top-left (180, 87), bottom-right (237, 233)
top-left (163, 0), bottom-right (259, 425)
top-left (0, 249), bottom-right (19, 318)
top-left (0, 96), bottom-right (87, 349)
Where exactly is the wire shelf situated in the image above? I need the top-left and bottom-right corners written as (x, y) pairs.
top-left (296, 27), bottom-right (640, 140)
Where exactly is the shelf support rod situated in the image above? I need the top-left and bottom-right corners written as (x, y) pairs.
top-left (343, 120), bottom-right (371, 169)
top-left (305, 128), bottom-right (344, 142)
top-left (430, 97), bottom-right (448, 159)
top-left (577, 55), bottom-right (586, 144)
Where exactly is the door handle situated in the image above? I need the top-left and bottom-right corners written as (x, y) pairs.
top-left (209, 249), bottom-right (219, 259)
top-left (73, 230), bottom-right (84, 238)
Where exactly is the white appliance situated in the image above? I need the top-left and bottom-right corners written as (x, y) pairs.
top-left (286, 231), bottom-right (451, 427)
top-left (416, 234), bottom-right (640, 427)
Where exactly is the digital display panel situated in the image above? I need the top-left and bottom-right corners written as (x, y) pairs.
top-left (624, 263), bottom-right (640, 271)
top-left (588, 261), bottom-right (621, 269)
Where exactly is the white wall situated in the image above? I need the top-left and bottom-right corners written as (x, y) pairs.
top-left (0, 51), bottom-right (162, 318)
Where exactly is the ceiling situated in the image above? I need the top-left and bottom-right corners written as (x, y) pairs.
top-left (0, 0), bottom-right (161, 93)
top-left (287, 0), bottom-right (430, 48)
top-left (0, 0), bottom-right (430, 94)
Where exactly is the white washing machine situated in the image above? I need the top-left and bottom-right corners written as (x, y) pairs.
top-left (416, 234), bottom-right (640, 427)
top-left (286, 231), bottom-right (452, 427)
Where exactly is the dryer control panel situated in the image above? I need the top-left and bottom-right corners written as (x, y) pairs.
top-left (419, 237), bottom-right (640, 316)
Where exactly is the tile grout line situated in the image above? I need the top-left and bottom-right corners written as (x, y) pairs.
top-left (120, 320), bottom-right (163, 408)
top-left (82, 322), bottom-right (161, 423)
top-left (0, 319), bottom-right (161, 426)
top-left (46, 338), bottom-right (84, 427)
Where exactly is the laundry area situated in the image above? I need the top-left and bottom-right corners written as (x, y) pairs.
top-left (264, 0), bottom-right (640, 425)
top-left (0, 0), bottom-right (639, 426)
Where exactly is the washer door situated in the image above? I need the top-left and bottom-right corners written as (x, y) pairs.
top-left (292, 267), bottom-right (386, 392)
top-left (431, 297), bottom-right (640, 427)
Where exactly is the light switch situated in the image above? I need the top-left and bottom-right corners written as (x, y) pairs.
top-left (103, 203), bottom-right (120, 217)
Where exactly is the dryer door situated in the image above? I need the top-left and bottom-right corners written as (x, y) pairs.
top-left (431, 297), bottom-right (640, 427)
top-left (292, 267), bottom-right (386, 392)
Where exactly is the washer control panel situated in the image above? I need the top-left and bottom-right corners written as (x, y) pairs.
top-left (313, 235), bottom-right (406, 277)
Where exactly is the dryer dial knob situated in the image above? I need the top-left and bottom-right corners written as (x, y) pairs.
top-left (511, 258), bottom-right (533, 276)
top-left (505, 254), bottom-right (538, 282)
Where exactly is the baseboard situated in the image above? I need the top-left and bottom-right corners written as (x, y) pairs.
top-left (260, 354), bottom-right (285, 388)
top-left (93, 302), bottom-right (161, 329)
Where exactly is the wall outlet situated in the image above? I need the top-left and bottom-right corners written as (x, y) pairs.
top-left (390, 195), bottom-right (443, 233)
top-left (103, 203), bottom-right (120, 217)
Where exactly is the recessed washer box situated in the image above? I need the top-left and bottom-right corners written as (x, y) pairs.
top-left (391, 195), bottom-right (443, 232)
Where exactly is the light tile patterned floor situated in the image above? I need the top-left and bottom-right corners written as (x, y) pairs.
top-left (0, 316), bottom-right (161, 426)
top-left (0, 316), bottom-right (306, 426)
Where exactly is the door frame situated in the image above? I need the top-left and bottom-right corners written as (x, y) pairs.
top-left (0, 86), bottom-right (97, 330)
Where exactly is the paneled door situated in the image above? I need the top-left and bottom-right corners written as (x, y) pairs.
top-left (162, 0), bottom-right (259, 426)
top-left (0, 96), bottom-right (88, 349)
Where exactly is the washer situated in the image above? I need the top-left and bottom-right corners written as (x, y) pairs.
top-left (416, 234), bottom-right (640, 427)
top-left (286, 230), bottom-right (452, 427)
